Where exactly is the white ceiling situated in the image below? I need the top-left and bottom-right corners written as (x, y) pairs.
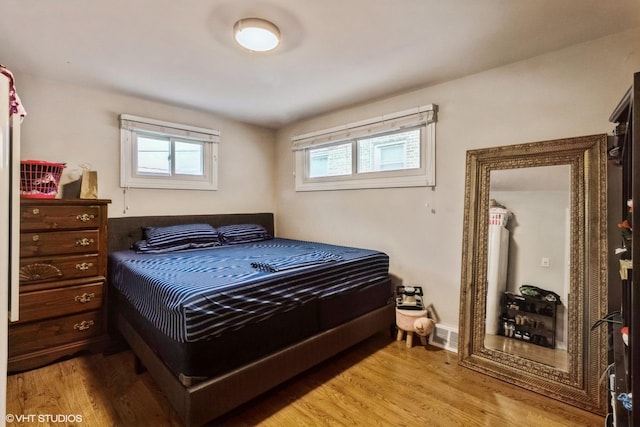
top-left (2, 1), bottom-right (640, 129)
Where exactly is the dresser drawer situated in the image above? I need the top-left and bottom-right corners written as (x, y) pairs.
top-left (9, 310), bottom-right (102, 357)
top-left (21, 230), bottom-right (100, 257)
top-left (19, 254), bottom-right (100, 284)
top-left (20, 204), bottom-right (102, 231)
top-left (17, 282), bottom-right (103, 322)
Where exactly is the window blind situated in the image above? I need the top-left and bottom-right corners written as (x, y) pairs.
top-left (120, 114), bottom-right (221, 143)
top-left (291, 104), bottom-right (437, 151)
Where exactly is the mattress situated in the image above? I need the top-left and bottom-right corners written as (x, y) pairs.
top-left (109, 238), bottom-right (390, 343)
top-left (109, 238), bottom-right (392, 379)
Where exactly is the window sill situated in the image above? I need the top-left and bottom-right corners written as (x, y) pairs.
top-left (295, 174), bottom-right (433, 191)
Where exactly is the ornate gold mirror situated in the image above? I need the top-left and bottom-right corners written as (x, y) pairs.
top-left (458, 134), bottom-right (608, 414)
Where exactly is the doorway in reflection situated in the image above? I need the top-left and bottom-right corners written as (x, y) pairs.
top-left (483, 165), bottom-right (570, 371)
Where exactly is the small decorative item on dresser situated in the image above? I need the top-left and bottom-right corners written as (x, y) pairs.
top-left (80, 170), bottom-right (98, 199)
top-left (19, 160), bottom-right (66, 198)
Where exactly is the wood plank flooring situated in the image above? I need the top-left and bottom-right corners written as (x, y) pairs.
top-left (6, 333), bottom-right (605, 426)
top-left (484, 334), bottom-right (569, 371)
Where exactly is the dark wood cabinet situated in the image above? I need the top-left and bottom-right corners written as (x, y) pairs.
top-left (608, 71), bottom-right (639, 426)
top-left (8, 199), bottom-right (110, 372)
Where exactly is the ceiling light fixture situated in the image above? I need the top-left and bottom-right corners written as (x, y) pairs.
top-left (233, 18), bottom-right (280, 52)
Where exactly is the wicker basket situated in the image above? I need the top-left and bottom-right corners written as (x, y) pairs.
top-left (489, 208), bottom-right (511, 227)
top-left (20, 160), bottom-right (66, 199)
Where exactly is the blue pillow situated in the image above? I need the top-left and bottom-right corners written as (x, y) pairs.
top-left (217, 223), bottom-right (271, 245)
top-left (144, 223), bottom-right (220, 247)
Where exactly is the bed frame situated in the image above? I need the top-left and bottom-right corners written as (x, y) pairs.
top-left (108, 213), bottom-right (395, 426)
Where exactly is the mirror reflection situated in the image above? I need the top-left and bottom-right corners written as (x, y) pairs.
top-left (484, 165), bottom-right (570, 371)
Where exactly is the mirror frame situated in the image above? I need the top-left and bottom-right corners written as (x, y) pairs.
top-left (458, 134), bottom-right (608, 414)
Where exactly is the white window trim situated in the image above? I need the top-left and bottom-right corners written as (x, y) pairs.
top-left (120, 114), bottom-right (220, 191)
top-left (292, 104), bottom-right (437, 191)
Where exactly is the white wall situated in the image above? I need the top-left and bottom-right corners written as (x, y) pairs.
top-left (14, 73), bottom-right (277, 218)
top-left (492, 190), bottom-right (569, 297)
top-left (12, 28), bottom-right (640, 330)
top-left (275, 28), bottom-right (640, 328)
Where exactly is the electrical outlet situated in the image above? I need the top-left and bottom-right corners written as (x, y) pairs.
top-left (541, 257), bottom-right (550, 268)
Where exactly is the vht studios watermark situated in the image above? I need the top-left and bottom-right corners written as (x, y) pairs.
top-left (5, 413), bottom-right (83, 423)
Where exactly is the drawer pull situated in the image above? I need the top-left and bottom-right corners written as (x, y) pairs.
top-left (75, 238), bottom-right (94, 247)
top-left (76, 213), bottom-right (95, 222)
top-left (74, 292), bottom-right (96, 304)
top-left (32, 235), bottom-right (40, 242)
top-left (74, 320), bottom-right (94, 331)
top-left (75, 262), bottom-right (94, 271)
top-left (32, 208), bottom-right (40, 215)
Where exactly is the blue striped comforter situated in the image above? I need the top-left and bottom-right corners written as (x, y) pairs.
top-left (109, 238), bottom-right (389, 342)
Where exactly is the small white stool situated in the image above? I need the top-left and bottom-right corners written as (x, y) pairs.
top-left (395, 308), bottom-right (428, 348)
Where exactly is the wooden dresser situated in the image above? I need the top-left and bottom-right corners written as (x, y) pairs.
top-left (8, 198), bottom-right (110, 372)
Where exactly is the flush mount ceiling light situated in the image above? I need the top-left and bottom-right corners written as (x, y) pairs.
top-left (233, 18), bottom-right (280, 52)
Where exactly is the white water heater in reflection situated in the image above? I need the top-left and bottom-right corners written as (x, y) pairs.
top-left (486, 206), bottom-right (511, 335)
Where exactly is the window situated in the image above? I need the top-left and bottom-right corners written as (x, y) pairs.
top-left (135, 134), bottom-right (204, 176)
top-left (120, 115), bottom-right (219, 190)
top-left (358, 128), bottom-right (420, 172)
top-left (308, 143), bottom-right (352, 178)
top-left (293, 105), bottom-right (437, 191)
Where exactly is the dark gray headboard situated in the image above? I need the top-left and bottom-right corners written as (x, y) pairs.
top-left (108, 212), bottom-right (274, 253)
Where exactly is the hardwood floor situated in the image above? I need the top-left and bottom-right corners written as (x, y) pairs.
top-left (484, 334), bottom-right (569, 371)
top-left (6, 333), bottom-right (605, 426)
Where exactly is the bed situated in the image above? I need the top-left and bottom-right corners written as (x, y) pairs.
top-left (107, 213), bottom-right (394, 426)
